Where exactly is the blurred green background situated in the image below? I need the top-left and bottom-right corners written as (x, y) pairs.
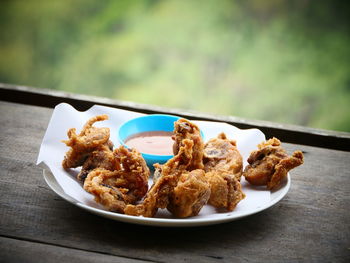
top-left (1, 0), bottom-right (349, 131)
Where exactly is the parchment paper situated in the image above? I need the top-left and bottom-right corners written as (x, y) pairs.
top-left (37, 103), bottom-right (270, 217)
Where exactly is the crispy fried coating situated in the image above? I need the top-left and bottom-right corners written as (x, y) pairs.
top-left (172, 118), bottom-right (204, 170)
top-left (125, 119), bottom-right (212, 218)
top-left (125, 122), bottom-right (247, 217)
top-left (243, 137), bottom-right (304, 190)
top-left (205, 172), bottom-right (245, 211)
top-left (62, 115), bottom-right (111, 169)
top-left (203, 132), bottom-right (243, 181)
top-left (202, 133), bottom-right (245, 211)
top-left (83, 146), bottom-right (150, 213)
top-left (125, 119), bottom-right (210, 218)
top-left (64, 115), bottom-right (304, 217)
top-left (167, 169), bottom-right (210, 218)
top-left (124, 139), bottom-right (194, 217)
top-left (113, 146), bottom-right (150, 201)
top-left (62, 115), bottom-right (150, 213)
top-left (83, 168), bottom-right (130, 213)
top-left (77, 143), bottom-right (119, 182)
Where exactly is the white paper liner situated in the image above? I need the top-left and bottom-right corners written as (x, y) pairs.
top-left (37, 103), bottom-right (269, 218)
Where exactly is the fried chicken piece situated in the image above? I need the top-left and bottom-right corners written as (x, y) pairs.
top-left (205, 172), bottom-right (245, 211)
top-left (203, 132), bottom-right (243, 181)
top-left (243, 137), bottom-right (304, 190)
top-left (172, 118), bottom-right (204, 170)
top-left (83, 168), bottom-right (130, 213)
top-left (125, 118), bottom-right (211, 218)
top-left (62, 115), bottom-right (111, 169)
top-left (167, 169), bottom-right (210, 218)
top-left (202, 133), bottom-right (245, 211)
top-left (113, 146), bottom-right (150, 201)
top-left (77, 143), bottom-right (119, 182)
top-left (62, 115), bottom-right (118, 182)
top-left (124, 139), bottom-right (194, 217)
top-left (83, 146), bottom-right (150, 213)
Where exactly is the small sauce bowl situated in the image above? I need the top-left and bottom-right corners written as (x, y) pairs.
top-left (118, 114), bottom-right (180, 168)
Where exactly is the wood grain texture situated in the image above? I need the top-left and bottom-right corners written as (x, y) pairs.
top-left (0, 101), bottom-right (349, 263)
top-left (0, 236), bottom-right (149, 263)
top-left (1, 83), bottom-right (350, 150)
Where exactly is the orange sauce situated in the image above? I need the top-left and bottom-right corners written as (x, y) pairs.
top-left (125, 131), bottom-right (174, 155)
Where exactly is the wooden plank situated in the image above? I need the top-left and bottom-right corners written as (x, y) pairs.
top-left (0, 236), bottom-right (150, 263)
top-left (0, 101), bottom-right (349, 262)
top-left (1, 83), bottom-right (349, 151)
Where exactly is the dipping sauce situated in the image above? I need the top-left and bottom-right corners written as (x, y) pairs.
top-left (125, 131), bottom-right (174, 156)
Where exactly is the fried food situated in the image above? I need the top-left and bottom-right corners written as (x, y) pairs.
top-left (205, 172), bottom-right (245, 211)
top-left (62, 115), bottom-right (118, 182)
top-left (203, 132), bottom-right (243, 181)
top-left (172, 118), bottom-right (204, 170)
top-left (77, 143), bottom-right (119, 182)
top-left (113, 146), bottom-right (150, 202)
top-left (203, 133), bottom-right (245, 211)
top-left (124, 139), bottom-right (195, 217)
top-left (62, 115), bottom-right (111, 169)
top-left (243, 137), bottom-right (304, 190)
top-left (83, 146), bottom-right (150, 213)
top-left (61, 114), bottom-right (304, 218)
top-left (167, 169), bottom-right (210, 218)
top-left (125, 119), bottom-right (210, 218)
top-left (63, 115), bottom-right (150, 212)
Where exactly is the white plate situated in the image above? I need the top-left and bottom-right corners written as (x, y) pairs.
top-left (43, 169), bottom-right (290, 227)
top-left (38, 103), bottom-right (291, 227)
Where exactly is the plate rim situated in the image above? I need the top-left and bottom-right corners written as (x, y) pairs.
top-left (43, 169), bottom-right (291, 227)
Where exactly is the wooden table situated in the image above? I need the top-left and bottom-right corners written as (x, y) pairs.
top-left (1, 84), bottom-right (349, 262)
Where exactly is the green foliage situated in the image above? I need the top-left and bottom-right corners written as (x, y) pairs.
top-left (1, 0), bottom-right (349, 131)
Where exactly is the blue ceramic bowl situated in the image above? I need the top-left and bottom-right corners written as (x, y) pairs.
top-left (118, 114), bottom-right (181, 168)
